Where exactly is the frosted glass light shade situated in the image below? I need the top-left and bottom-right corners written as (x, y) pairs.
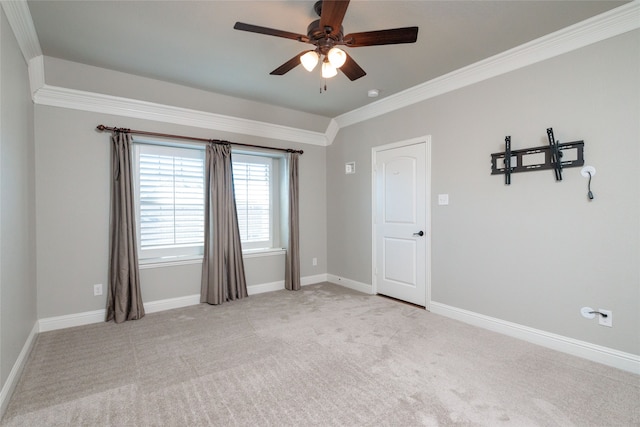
top-left (327, 47), bottom-right (347, 68)
top-left (300, 51), bottom-right (319, 72)
top-left (322, 61), bottom-right (337, 78)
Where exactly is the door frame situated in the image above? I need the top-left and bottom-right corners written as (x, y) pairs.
top-left (371, 135), bottom-right (432, 310)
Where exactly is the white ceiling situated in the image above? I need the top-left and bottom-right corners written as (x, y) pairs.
top-left (27, 0), bottom-right (627, 118)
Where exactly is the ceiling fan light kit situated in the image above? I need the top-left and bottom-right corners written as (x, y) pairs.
top-left (327, 47), bottom-right (347, 69)
top-left (300, 47), bottom-right (345, 74)
top-left (301, 50), bottom-right (319, 71)
top-left (233, 0), bottom-right (419, 88)
top-left (322, 59), bottom-right (338, 78)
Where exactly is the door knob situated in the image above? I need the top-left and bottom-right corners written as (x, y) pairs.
top-left (413, 231), bottom-right (424, 237)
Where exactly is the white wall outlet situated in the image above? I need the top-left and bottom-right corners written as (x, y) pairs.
top-left (312, 257), bottom-right (317, 266)
top-left (93, 283), bottom-right (103, 296)
top-left (438, 194), bottom-right (449, 205)
top-left (598, 309), bottom-right (612, 327)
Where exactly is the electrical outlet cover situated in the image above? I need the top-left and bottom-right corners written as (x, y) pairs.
top-left (598, 309), bottom-right (612, 327)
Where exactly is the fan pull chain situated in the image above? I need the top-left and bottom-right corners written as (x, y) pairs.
top-left (319, 76), bottom-right (327, 94)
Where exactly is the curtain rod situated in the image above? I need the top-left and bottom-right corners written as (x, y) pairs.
top-left (96, 125), bottom-right (304, 155)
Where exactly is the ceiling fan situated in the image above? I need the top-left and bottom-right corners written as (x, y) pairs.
top-left (233, 0), bottom-right (419, 82)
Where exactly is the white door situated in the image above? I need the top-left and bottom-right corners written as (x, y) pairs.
top-left (373, 140), bottom-right (429, 307)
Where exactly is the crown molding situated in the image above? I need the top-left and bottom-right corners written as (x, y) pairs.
top-left (334, 1), bottom-right (640, 129)
top-left (27, 55), bottom-right (44, 98)
top-left (6, 0), bottom-right (638, 145)
top-left (0, 0), bottom-right (42, 62)
top-left (5, 2), bottom-right (329, 146)
top-left (32, 81), bottom-right (329, 146)
top-left (325, 119), bottom-right (340, 144)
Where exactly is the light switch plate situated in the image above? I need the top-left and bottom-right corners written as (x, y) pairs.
top-left (438, 194), bottom-right (449, 205)
top-left (345, 162), bottom-right (355, 174)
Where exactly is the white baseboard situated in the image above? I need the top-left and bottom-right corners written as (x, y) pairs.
top-left (0, 322), bottom-right (38, 419)
top-left (144, 294), bottom-right (200, 314)
top-left (430, 301), bottom-right (640, 375)
top-left (38, 309), bottom-right (105, 332)
top-left (247, 274), bottom-right (328, 295)
top-left (35, 279), bottom-right (638, 374)
top-left (301, 273), bottom-right (328, 286)
top-left (38, 274), bottom-right (330, 332)
top-left (37, 297), bottom-right (203, 331)
top-left (247, 280), bottom-right (285, 295)
top-left (327, 274), bottom-right (373, 294)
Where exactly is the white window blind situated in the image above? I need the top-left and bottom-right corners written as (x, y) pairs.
top-left (132, 143), bottom-right (281, 263)
top-left (134, 143), bottom-right (205, 260)
top-left (233, 154), bottom-right (273, 250)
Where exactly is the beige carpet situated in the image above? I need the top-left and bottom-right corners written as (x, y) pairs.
top-left (2, 283), bottom-right (638, 426)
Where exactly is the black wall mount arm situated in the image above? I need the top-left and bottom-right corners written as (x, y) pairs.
top-left (491, 128), bottom-right (584, 185)
top-left (547, 127), bottom-right (564, 181)
top-left (504, 136), bottom-right (512, 185)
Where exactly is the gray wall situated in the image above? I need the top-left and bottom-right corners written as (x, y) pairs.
top-left (34, 105), bottom-right (327, 319)
top-left (328, 30), bottom-right (639, 355)
top-left (0, 7), bottom-right (37, 394)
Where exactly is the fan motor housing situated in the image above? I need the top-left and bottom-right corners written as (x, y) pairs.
top-left (307, 19), bottom-right (343, 52)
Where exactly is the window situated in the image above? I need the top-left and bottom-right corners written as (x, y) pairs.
top-left (133, 142), bottom-right (205, 261)
top-left (132, 142), bottom-right (281, 263)
top-left (233, 154), bottom-right (277, 251)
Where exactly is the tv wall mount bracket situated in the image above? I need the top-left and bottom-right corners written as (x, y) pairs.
top-left (491, 127), bottom-right (584, 185)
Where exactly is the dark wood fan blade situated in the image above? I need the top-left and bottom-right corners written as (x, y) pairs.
top-left (270, 52), bottom-right (306, 75)
top-left (319, 0), bottom-right (350, 36)
top-left (339, 53), bottom-right (366, 81)
top-left (234, 22), bottom-right (309, 43)
top-left (344, 27), bottom-right (418, 47)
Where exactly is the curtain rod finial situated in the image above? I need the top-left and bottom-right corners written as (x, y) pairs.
top-left (96, 124), bottom-right (106, 131)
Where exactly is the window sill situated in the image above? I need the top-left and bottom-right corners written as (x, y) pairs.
top-left (139, 256), bottom-right (203, 269)
top-left (242, 248), bottom-right (286, 259)
top-left (139, 248), bottom-right (286, 269)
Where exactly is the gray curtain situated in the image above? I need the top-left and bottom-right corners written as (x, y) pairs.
top-left (107, 131), bottom-right (145, 323)
top-left (201, 143), bottom-right (248, 304)
top-left (285, 152), bottom-right (301, 291)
